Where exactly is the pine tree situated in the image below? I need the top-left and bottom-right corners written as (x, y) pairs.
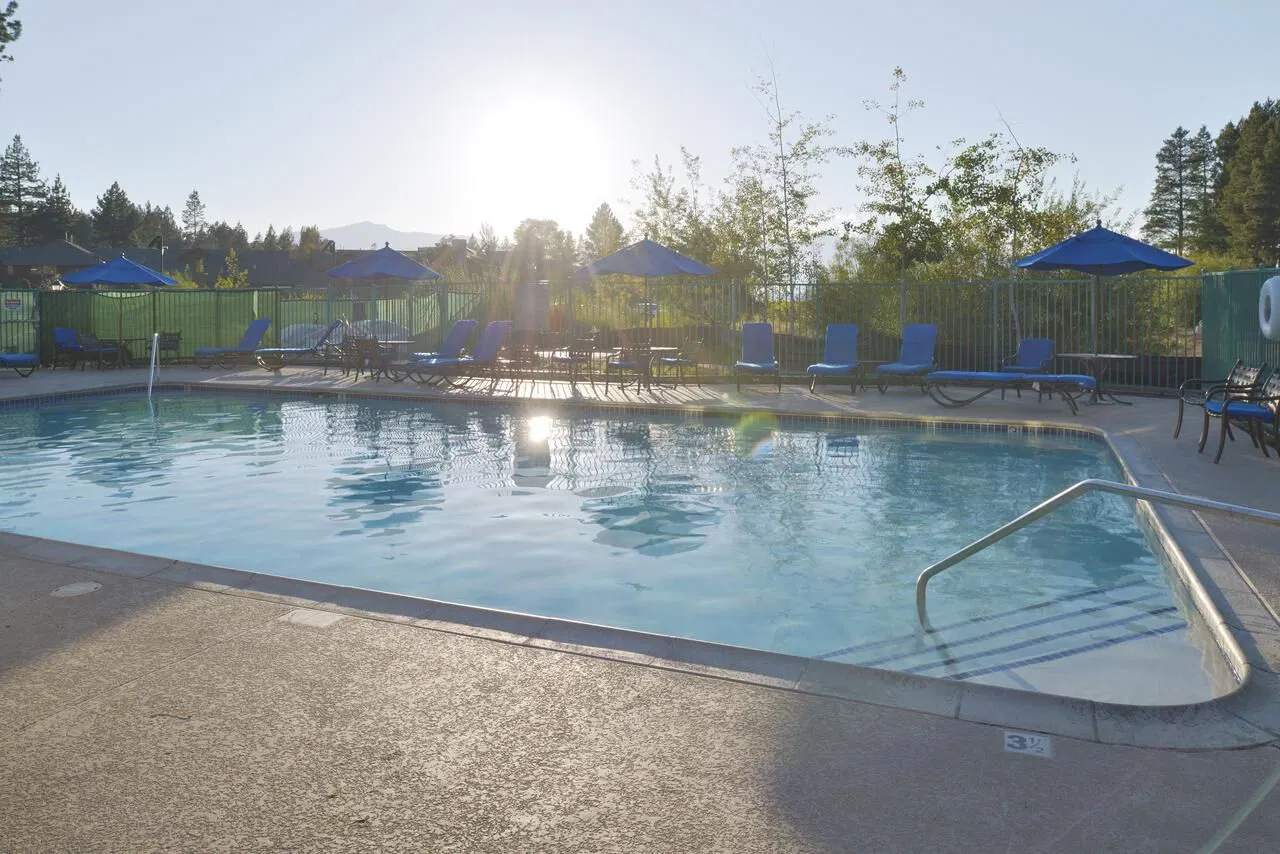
top-left (261, 224), bottom-right (278, 251)
top-left (182, 190), bottom-right (206, 245)
top-left (134, 202), bottom-right (179, 252)
top-left (0, 134), bottom-right (48, 245)
top-left (214, 247), bottom-right (250, 288)
top-left (277, 226), bottom-right (295, 252)
top-left (1141, 127), bottom-right (1192, 255)
top-left (582, 202), bottom-right (626, 261)
top-left (31, 174), bottom-right (79, 244)
top-left (297, 225), bottom-right (322, 256)
top-left (1186, 125), bottom-right (1227, 253)
top-left (1220, 100), bottom-right (1280, 265)
top-left (90, 181), bottom-right (141, 247)
top-left (0, 1), bottom-right (20, 91)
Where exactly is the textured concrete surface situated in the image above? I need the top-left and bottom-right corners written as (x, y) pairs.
top-left (3, 367), bottom-right (1280, 851)
top-left (2, 557), bottom-right (1280, 853)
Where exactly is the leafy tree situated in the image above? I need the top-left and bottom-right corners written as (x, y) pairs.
top-left (507, 218), bottom-right (575, 282)
top-left (90, 181), bottom-right (141, 247)
top-left (276, 225), bottom-right (295, 252)
top-left (0, 1), bottom-right (19, 90)
top-left (1142, 126), bottom-right (1193, 254)
top-left (1219, 100), bottom-right (1280, 265)
top-left (581, 202), bottom-right (625, 261)
top-left (297, 224), bottom-right (323, 256)
top-left (850, 67), bottom-right (944, 280)
top-left (736, 72), bottom-right (846, 287)
top-left (181, 190), bottom-right (206, 245)
top-left (1186, 125), bottom-right (1227, 254)
top-left (133, 202), bottom-right (179, 253)
top-left (214, 247), bottom-right (250, 288)
top-left (0, 134), bottom-right (47, 245)
top-left (31, 174), bottom-right (79, 243)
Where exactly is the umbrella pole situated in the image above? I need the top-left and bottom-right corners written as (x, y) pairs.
top-left (1091, 274), bottom-right (1098, 354)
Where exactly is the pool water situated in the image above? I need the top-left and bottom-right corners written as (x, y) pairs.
top-left (0, 392), bottom-right (1222, 701)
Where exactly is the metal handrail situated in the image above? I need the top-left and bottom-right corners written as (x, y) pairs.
top-left (915, 478), bottom-right (1280, 630)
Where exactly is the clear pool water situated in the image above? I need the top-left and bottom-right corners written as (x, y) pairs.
top-left (0, 392), bottom-right (1220, 699)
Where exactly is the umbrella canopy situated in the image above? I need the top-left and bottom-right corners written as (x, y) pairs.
top-left (575, 239), bottom-right (716, 280)
top-left (1013, 222), bottom-right (1192, 275)
top-left (1013, 222), bottom-right (1192, 355)
top-left (325, 243), bottom-right (441, 281)
top-left (60, 255), bottom-right (178, 287)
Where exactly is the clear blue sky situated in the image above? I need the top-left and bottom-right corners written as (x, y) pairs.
top-left (2, 0), bottom-right (1276, 244)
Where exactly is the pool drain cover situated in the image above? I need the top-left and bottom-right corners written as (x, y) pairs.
top-left (51, 582), bottom-right (102, 598)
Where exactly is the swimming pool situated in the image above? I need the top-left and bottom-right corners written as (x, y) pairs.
top-left (0, 390), bottom-right (1225, 702)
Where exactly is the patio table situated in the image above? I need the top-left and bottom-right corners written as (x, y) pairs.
top-left (1056, 353), bottom-right (1137, 405)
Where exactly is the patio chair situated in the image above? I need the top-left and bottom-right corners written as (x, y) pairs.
top-left (551, 335), bottom-right (597, 387)
top-left (1001, 338), bottom-right (1056, 373)
top-left (603, 336), bottom-right (651, 391)
top-left (195, 318), bottom-right (273, 368)
top-left (999, 337), bottom-right (1056, 399)
top-left (1173, 359), bottom-right (1268, 439)
top-left (411, 320), bottom-right (513, 389)
top-left (387, 319), bottom-right (478, 383)
top-left (924, 371), bottom-right (1097, 416)
top-left (1197, 371), bottom-right (1280, 463)
top-left (658, 338), bottom-right (703, 386)
top-left (337, 334), bottom-right (392, 382)
top-left (874, 324), bottom-right (938, 392)
top-left (150, 332), bottom-right (182, 365)
top-left (806, 324), bottom-right (859, 394)
top-left (0, 353), bottom-right (38, 377)
top-left (254, 319), bottom-right (345, 372)
top-left (734, 322), bottom-right (780, 392)
top-left (51, 327), bottom-right (118, 370)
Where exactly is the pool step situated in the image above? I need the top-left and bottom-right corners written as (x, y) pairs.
top-left (818, 582), bottom-right (1188, 682)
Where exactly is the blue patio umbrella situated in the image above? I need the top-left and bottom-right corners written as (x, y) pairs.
top-left (60, 255), bottom-right (178, 287)
top-left (575, 239), bottom-right (716, 330)
top-left (60, 255), bottom-right (179, 353)
top-left (1014, 221), bottom-right (1192, 352)
top-left (324, 243), bottom-right (442, 281)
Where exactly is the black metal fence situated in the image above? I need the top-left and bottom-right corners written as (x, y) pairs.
top-left (0, 275), bottom-right (1208, 389)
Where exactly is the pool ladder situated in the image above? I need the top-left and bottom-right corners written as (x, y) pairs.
top-left (915, 479), bottom-right (1280, 630)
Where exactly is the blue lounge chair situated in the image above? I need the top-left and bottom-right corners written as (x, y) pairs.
top-left (195, 318), bottom-right (273, 368)
top-left (391, 319), bottom-right (479, 383)
top-left (51, 327), bottom-right (118, 370)
top-left (735, 322), bottom-right (780, 392)
top-left (806, 324), bottom-right (859, 394)
top-left (1174, 359), bottom-right (1268, 439)
top-left (925, 371), bottom-right (1097, 415)
top-left (1198, 370), bottom-right (1280, 463)
top-left (0, 353), bottom-right (38, 377)
top-left (254, 319), bottom-right (344, 372)
top-left (1002, 338), bottom-right (1056, 374)
top-left (412, 320), bottom-right (513, 389)
top-left (875, 324), bottom-right (938, 392)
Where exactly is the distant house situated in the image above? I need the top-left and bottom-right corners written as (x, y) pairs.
top-left (0, 240), bottom-right (102, 286)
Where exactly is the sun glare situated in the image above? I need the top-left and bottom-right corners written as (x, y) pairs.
top-left (527, 415), bottom-right (554, 444)
top-left (463, 92), bottom-right (607, 223)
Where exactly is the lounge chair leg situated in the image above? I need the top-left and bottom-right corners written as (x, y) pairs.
top-left (1214, 415), bottom-right (1230, 463)
top-left (809, 375), bottom-right (816, 393)
top-left (1254, 421), bottom-right (1270, 457)
top-left (1173, 400), bottom-right (1185, 438)
top-left (1225, 420), bottom-right (1236, 442)
top-left (1197, 410), bottom-right (1211, 453)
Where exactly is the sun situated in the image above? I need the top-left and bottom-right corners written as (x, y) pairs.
top-left (462, 91), bottom-right (608, 225)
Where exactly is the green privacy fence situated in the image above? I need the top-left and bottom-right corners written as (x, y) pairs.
top-left (32, 286), bottom-right (487, 363)
top-left (1201, 268), bottom-right (1280, 380)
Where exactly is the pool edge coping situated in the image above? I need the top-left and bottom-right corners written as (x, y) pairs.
top-left (2, 378), bottom-right (1278, 751)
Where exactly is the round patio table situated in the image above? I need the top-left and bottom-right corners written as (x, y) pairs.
top-left (1056, 353), bottom-right (1137, 405)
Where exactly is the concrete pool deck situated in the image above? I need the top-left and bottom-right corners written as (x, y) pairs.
top-left (1, 366), bottom-right (1279, 851)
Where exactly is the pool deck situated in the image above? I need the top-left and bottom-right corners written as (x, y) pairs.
top-left (2, 366), bottom-right (1279, 852)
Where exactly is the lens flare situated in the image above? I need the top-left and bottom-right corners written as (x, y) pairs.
top-left (733, 413), bottom-right (778, 459)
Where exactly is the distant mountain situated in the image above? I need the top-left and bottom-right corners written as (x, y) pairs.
top-left (319, 221), bottom-right (449, 251)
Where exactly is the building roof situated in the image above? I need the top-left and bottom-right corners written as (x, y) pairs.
top-left (0, 240), bottom-right (102, 268)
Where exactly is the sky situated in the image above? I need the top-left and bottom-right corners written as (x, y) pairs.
top-left (2, 0), bottom-right (1278, 246)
